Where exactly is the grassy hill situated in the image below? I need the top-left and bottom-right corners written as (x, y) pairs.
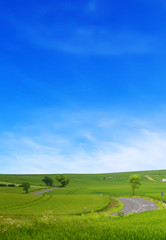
top-left (1, 169), bottom-right (166, 239)
top-left (1, 169), bottom-right (166, 198)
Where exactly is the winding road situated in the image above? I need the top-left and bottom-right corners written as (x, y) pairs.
top-left (112, 197), bottom-right (158, 215)
top-left (31, 189), bottom-right (56, 195)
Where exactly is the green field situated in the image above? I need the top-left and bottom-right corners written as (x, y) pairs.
top-left (0, 193), bottom-right (111, 215)
top-left (1, 169), bottom-right (166, 239)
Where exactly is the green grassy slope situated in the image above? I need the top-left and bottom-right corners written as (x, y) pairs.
top-left (0, 193), bottom-right (110, 215)
top-left (1, 170), bottom-right (166, 197)
top-left (1, 170), bottom-right (166, 239)
top-left (0, 169), bottom-right (166, 215)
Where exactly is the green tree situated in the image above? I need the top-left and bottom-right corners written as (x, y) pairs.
top-left (129, 175), bottom-right (142, 196)
top-left (42, 176), bottom-right (53, 186)
top-left (22, 182), bottom-right (30, 193)
top-left (56, 174), bottom-right (70, 187)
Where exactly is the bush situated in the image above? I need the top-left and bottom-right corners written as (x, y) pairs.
top-left (8, 184), bottom-right (16, 187)
top-left (22, 182), bottom-right (30, 193)
top-left (117, 211), bottom-right (124, 217)
top-left (42, 176), bottom-right (54, 186)
top-left (0, 184), bottom-right (7, 187)
top-left (56, 175), bottom-right (70, 187)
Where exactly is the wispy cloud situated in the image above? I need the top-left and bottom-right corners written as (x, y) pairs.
top-left (1, 3), bottom-right (159, 56)
top-left (22, 25), bottom-right (157, 56)
top-left (1, 128), bottom-right (166, 174)
top-left (1, 110), bottom-right (166, 174)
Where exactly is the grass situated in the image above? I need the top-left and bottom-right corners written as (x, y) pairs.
top-left (1, 210), bottom-right (166, 240)
top-left (0, 192), bottom-right (110, 215)
top-left (1, 170), bottom-right (166, 214)
top-left (1, 169), bottom-right (166, 197)
top-left (1, 169), bottom-right (166, 239)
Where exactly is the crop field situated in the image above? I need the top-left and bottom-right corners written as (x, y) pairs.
top-left (0, 193), bottom-right (110, 215)
top-left (1, 169), bottom-right (166, 239)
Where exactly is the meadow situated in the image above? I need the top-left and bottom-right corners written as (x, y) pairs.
top-left (1, 169), bottom-right (166, 239)
top-left (2, 211), bottom-right (166, 240)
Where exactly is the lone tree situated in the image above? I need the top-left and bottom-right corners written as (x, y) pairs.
top-left (129, 174), bottom-right (142, 196)
top-left (42, 176), bottom-right (53, 186)
top-left (56, 174), bottom-right (70, 187)
top-left (22, 182), bottom-right (30, 193)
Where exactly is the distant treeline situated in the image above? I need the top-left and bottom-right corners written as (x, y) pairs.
top-left (0, 183), bottom-right (21, 187)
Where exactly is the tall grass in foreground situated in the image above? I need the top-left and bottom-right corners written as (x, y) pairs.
top-left (1, 209), bottom-right (166, 240)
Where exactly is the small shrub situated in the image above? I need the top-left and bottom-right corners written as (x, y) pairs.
top-left (8, 184), bottom-right (16, 187)
top-left (22, 182), bottom-right (30, 193)
top-left (42, 176), bottom-right (53, 186)
top-left (56, 175), bottom-right (70, 187)
top-left (0, 184), bottom-right (7, 187)
top-left (117, 211), bottom-right (124, 217)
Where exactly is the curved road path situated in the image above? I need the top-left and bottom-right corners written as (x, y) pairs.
top-left (31, 189), bottom-right (56, 195)
top-left (112, 197), bottom-right (158, 215)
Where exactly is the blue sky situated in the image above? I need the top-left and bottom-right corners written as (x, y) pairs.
top-left (1, 0), bottom-right (166, 173)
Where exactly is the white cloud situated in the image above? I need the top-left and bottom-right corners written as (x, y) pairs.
top-left (1, 126), bottom-right (166, 174)
top-left (1, 109), bottom-right (166, 174)
top-left (97, 118), bottom-right (119, 128)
